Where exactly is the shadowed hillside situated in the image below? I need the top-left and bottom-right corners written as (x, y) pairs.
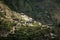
top-left (0, 0), bottom-right (60, 40)
top-left (3, 0), bottom-right (60, 26)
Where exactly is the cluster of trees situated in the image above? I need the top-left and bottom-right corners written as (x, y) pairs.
top-left (52, 0), bottom-right (60, 3)
top-left (0, 17), bottom-right (17, 33)
top-left (0, 26), bottom-right (60, 40)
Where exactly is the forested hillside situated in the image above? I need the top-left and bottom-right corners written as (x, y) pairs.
top-left (4, 0), bottom-right (60, 26)
top-left (0, 0), bottom-right (60, 40)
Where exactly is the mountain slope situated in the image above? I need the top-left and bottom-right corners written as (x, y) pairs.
top-left (0, 1), bottom-right (50, 37)
top-left (0, 1), bottom-right (60, 40)
top-left (3, 0), bottom-right (60, 26)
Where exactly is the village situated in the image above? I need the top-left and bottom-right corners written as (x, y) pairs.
top-left (0, 2), bottom-right (51, 37)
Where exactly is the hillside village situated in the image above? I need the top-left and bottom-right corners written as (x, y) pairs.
top-left (0, 1), bottom-right (51, 37)
top-left (0, 1), bottom-right (60, 40)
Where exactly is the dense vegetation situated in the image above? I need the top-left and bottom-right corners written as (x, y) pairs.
top-left (4, 0), bottom-right (60, 26)
top-left (0, 0), bottom-right (60, 40)
top-left (0, 26), bottom-right (60, 40)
